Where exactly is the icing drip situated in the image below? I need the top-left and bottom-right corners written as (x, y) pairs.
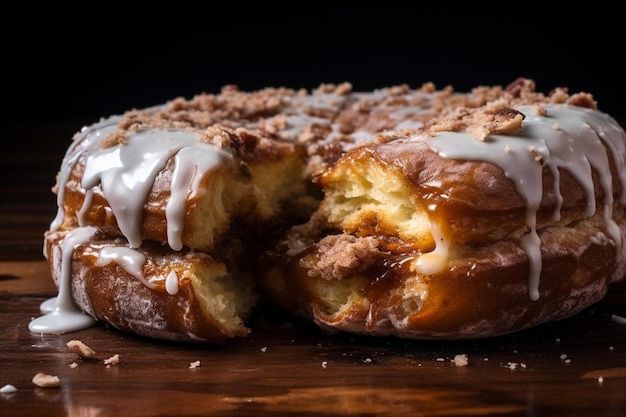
top-left (47, 118), bottom-right (120, 243)
top-left (30, 227), bottom-right (98, 334)
top-left (413, 221), bottom-right (449, 275)
top-left (165, 270), bottom-right (179, 295)
top-left (166, 145), bottom-right (232, 251)
top-left (425, 104), bottom-right (626, 300)
top-left (78, 128), bottom-right (233, 250)
top-left (34, 123), bottom-right (234, 334)
top-left (96, 246), bottom-right (153, 289)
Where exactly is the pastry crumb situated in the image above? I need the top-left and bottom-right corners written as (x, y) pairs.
top-left (453, 354), bottom-right (469, 367)
top-left (32, 373), bottom-right (61, 388)
top-left (103, 354), bottom-right (120, 366)
top-left (189, 360), bottom-right (201, 369)
top-left (66, 339), bottom-right (96, 358)
top-left (69, 362), bottom-right (78, 369)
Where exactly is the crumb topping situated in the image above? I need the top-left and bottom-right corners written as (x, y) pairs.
top-left (417, 77), bottom-right (598, 141)
top-left (301, 234), bottom-right (389, 280)
top-left (83, 77), bottom-right (598, 171)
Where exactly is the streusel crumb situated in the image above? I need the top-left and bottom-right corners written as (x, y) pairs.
top-left (32, 373), bottom-right (61, 388)
top-left (66, 339), bottom-right (96, 358)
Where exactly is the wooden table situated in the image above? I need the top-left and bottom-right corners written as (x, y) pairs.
top-left (2, 122), bottom-right (626, 417)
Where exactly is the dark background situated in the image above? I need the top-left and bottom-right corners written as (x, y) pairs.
top-left (4, 5), bottom-right (625, 180)
top-left (7, 6), bottom-right (625, 137)
top-left (1, 5), bottom-right (624, 256)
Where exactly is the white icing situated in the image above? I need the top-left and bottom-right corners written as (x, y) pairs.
top-left (165, 270), bottom-right (179, 295)
top-left (166, 145), bottom-right (230, 251)
top-left (80, 129), bottom-right (229, 249)
top-left (29, 226), bottom-right (98, 334)
top-left (413, 221), bottom-right (449, 275)
top-left (45, 118), bottom-right (120, 259)
top-left (0, 384), bottom-right (18, 394)
top-left (39, 297), bottom-right (58, 314)
top-left (423, 104), bottom-right (626, 300)
top-left (590, 231), bottom-right (609, 245)
top-left (96, 246), bottom-right (153, 289)
top-left (49, 127), bottom-right (234, 251)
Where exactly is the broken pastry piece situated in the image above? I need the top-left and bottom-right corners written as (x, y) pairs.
top-left (38, 99), bottom-right (321, 342)
top-left (260, 91), bottom-right (626, 339)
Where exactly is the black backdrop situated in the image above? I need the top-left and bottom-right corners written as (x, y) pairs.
top-left (6, 5), bottom-right (625, 152)
top-left (3, 4), bottom-right (624, 258)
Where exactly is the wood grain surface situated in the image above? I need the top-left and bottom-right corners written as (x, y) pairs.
top-left (1, 263), bottom-right (626, 417)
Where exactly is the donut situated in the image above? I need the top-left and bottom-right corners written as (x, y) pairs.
top-left (30, 78), bottom-right (626, 342)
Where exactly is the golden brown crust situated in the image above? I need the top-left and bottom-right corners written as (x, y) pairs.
top-left (260, 211), bottom-right (623, 339)
top-left (59, 126), bottom-right (311, 252)
top-left (319, 138), bottom-right (621, 246)
top-left (45, 230), bottom-right (256, 343)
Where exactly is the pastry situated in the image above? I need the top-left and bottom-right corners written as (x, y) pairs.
top-left (30, 78), bottom-right (626, 341)
top-left (260, 79), bottom-right (626, 338)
